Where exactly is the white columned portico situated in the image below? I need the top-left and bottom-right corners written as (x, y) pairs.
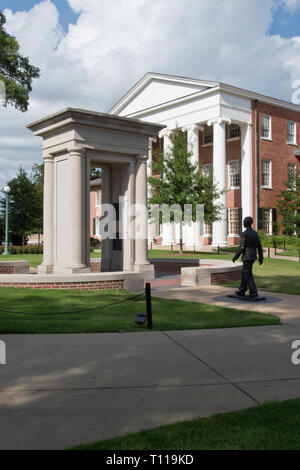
top-left (38, 154), bottom-right (54, 274)
top-left (241, 123), bottom-right (253, 222)
top-left (208, 117), bottom-right (231, 247)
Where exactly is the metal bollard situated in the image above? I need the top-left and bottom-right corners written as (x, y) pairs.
top-left (268, 247), bottom-right (270, 258)
top-left (145, 283), bottom-right (153, 330)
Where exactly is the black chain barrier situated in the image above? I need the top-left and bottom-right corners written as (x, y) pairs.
top-left (0, 292), bottom-right (145, 316)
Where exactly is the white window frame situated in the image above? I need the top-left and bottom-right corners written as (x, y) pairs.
top-left (203, 164), bottom-right (213, 177)
top-left (228, 208), bottom-right (241, 237)
top-left (203, 125), bottom-right (213, 146)
top-left (288, 163), bottom-right (297, 189)
top-left (94, 217), bottom-right (101, 236)
top-left (261, 159), bottom-right (272, 188)
top-left (287, 121), bottom-right (296, 145)
top-left (261, 115), bottom-right (272, 140)
top-left (262, 208), bottom-right (272, 235)
top-left (228, 160), bottom-right (240, 189)
top-left (227, 124), bottom-right (240, 140)
top-left (95, 189), bottom-right (100, 207)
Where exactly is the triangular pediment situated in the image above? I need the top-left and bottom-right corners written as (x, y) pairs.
top-left (109, 72), bottom-right (218, 117)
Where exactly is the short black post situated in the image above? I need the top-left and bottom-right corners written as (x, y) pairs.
top-left (268, 247), bottom-right (270, 258)
top-left (145, 283), bottom-right (153, 330)
top-left (274, 240), bottom-right (277, 255)
top-left (299, 250), bottom-right (300, 263)
top-left (218, 245), bottom-right (220, 255)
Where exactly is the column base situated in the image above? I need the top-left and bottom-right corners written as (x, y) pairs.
top-left (50, 264), bottom-right (91, 275)
top-left (134, 263), bottom-right (155, 281)
top-left (38, 264), bottom-right (54, 274)
top-left (212, 241), bottom-right (229, 248)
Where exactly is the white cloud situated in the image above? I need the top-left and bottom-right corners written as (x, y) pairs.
top-left (282, 0), bottom-right (300, 12)
top-left (0, 0), bottom-right (300, 188)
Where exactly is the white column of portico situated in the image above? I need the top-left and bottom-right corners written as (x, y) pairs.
top-left (241, 123), bottom-right (253, 222)
top-left (122, 161), bottom-right (135, 272)
top-left (208, 117), bottom-right (231, 247)
top-left (183, 124), bottom-right (204, 248)
top-left (148, 138), bottom-right (156, 244)
top-left (134, 155), bottom-right (154, 280)
top-left (38, 154), bottom-right (54, 274)
top-left (67, 149), bottom-right (89, 271)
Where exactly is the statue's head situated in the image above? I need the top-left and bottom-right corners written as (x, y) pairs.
top-left (243, 216), bottom-right (253, 228)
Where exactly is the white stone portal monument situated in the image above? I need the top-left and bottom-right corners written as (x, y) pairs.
top-left (27, 108), bottom-right (164, 279)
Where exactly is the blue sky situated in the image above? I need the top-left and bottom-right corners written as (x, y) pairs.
top-left (0, 0), bottom-right (79, 31)
top-left (1, 0), bottom-right (300, 37)
top-left (269, 4), bottom-right (300, 37)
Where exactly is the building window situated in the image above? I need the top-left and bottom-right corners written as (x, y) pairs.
top-left (262, 209), bottom-right (272, 235)
top-left (93, 217), bottom-right (101, 236)
top-left (228, 208), bottom-right (242, 235)
top-left (228, 124), bottom-right (240, 139)
top-left (262, 159), bottom-right (272, 188)
top-left (95, 189), bottom-right (100, 206)
top-left (228, 160), bottom-right (240, 189)
top-left (261, 115), bottom-right (271, 139)
top-left (203, 125), bottom-right (213, 145)
top-left (288, 163), bottom-right (297, 188)
top-left (287, 121), bottom-right (296, 145)
top-left (203, 164), bottom-right (213, 177)
top-left (204, 223), bottom-right (212, 235)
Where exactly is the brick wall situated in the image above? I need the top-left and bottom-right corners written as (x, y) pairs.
top-left (211, 269), bottom-right (242, 284)
top-left (0, 280), bottom-right (124, 291)
top-left (152, 259), bottom-right (200, 275)
top-left (0, 266), bottom-right (13, 274)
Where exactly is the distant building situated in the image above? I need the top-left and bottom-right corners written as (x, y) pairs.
top-left (90, 178), bottom-right (101, 242)
top-left (110, 72), bottom-right (300, 246)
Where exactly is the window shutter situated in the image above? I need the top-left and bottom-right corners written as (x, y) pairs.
top-left (258, 208), bottom-right (263, 231)
top-left (272, 208), bottom-right (277, 223)
top-left (227, 209), bottom-right (230, 235)
top-left (93, 218), bottom-right (96, 235)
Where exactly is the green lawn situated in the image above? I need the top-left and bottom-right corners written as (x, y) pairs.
top-left (0, 253), bottom-right (43, 267)
top-left (221, 258), bottom-right (300, 295)
top-left (0, 288), bottom-right (279, 334)
top-left (70, 399), bottom-right (300, 450)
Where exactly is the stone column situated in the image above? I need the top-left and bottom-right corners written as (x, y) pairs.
top-left (67, 149), bottom-right (89, 272)
top-left (208, 117), bottom-right (231, 247)
top-left (38, 153), bottom-right (54, 274)
top-left (122, 161), bottom-right (135, 271)
top-left (101, 166), bottom-right (113, 272)
top-left (134, 155), bottom-right (154, 280)
top-left (241, 123), bottom-right (253, 222)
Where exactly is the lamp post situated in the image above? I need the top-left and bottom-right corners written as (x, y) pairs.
top-left (3, 186), bottom-right (11, 256)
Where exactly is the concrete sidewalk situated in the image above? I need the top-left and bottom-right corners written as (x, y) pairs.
top-left (153, 285), bottom-right (300, 325)
top-left (1, 321), bottom-right (300, 449)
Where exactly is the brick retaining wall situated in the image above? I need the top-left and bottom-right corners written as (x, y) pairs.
top-left (211, 270), bottom-right (242, 284)
top-left (0, 266), bottom-right (13, 274)
top-left (0, 280), bottom-right (124, 291)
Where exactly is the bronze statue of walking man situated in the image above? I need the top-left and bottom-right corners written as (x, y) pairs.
top-left (232, 216), bottom-right (264, 299)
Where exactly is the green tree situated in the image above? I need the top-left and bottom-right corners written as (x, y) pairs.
top-left (277, 170), bottom-right (300, 237)
top-left (0, 11), bottom-right (40, 111)
top-left (148, 128), bottom-right (223, 254)
top-left (90, 168), bottom-right (102, 181)
top-left (0, 168), bottom-right (42, 245)
top-left (30, 163), bottom-right (44, 243)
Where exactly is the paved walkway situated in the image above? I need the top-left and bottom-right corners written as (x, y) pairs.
top-left (153, 285), bottom-right (300, 325)
top-left (1, 291), bottom-right (300, 449)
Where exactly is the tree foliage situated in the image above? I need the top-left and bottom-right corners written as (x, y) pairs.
top-left (277, 170), bottom-right (300, 237)
top-left (0, 11), bottom-right (40, 111)
top-left (0, 167), bottom-right (43, 245)
top-left (149, 128), bottom-right (224, 253)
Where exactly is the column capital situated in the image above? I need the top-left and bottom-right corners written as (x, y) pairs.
top-left (159, 128), bottom-right (171, 139)
top-left (207, 117), bottom-right (231, 127)
top-left (182, 124), bottom-right (204, 133)
top-left (136, 154), bottom-right (148, 162)
top-left (43, 152), bottom-right (54, 163)
top-left (67, 146), bottom-right (86, 157)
